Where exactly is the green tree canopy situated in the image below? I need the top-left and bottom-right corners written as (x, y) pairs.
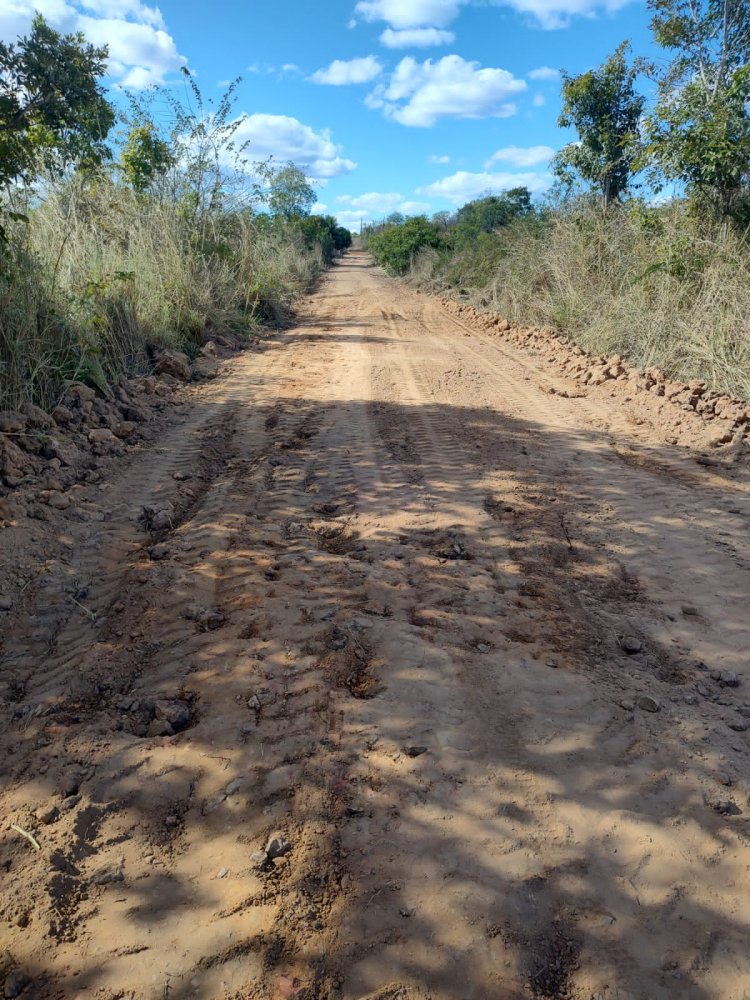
top-left (120, 123), bottom-right (174, 193)
top-left (646, 0), bottom-right (750, 218)
top-left (453, 188), bottom-right (533, 246)
top-left (268, 162), bottom-right (316, 220)
top-left (554, 42), bottom-right (644, 210)
top-left (0, 14), bottom-right (114, 189)
top-left (367, 216), bottom-right (442, 275)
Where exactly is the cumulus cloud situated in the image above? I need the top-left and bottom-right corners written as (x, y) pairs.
top-left (337, 191), bottom-right (432, 217)
top-left (528, 65), bottom-right (560, 80)
top-left (352, 0), bottom-right (633, 34)
top-left (233, 114), bottom-right (357, 179)
top-left (335, 209), bottom-right (371, 229)
top-left (310, 55), bottom-right (382, 85)
top-left (338, 191), bottom-right (403, 213)
top-left (417, 169), bottom-right (552, 202)
top-left (366, 55), bottom-right (525, 127)
top-left (0, 0), bottom-right (187, 86)
top-left (311, 201), bottom-right (329, 214)
top-left (532, 93), bottom-right (546, 106)
top-left (484, 144), bottom-right (554, 168)
top-left (428, 154), bottom-right (451, 163)
top-left (355, 0), bottom-right (461, 28)
top-left (380, 26), bottom-right (455, 47)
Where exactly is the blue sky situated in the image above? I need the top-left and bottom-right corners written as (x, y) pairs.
top-left (2, 0), bottom-right (661, 228)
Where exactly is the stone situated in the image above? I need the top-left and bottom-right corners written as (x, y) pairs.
top-left (149, 507), bottom-right (174, 531)
top-left (35, 804), bottom-right (60, 825)
top-left (620, 636), bottom-right (643, 655)
top-left (4, 969), bottom-right (30, 998)
top-left (637, 695), bottom-right (660, 713)
top-left (164, 814), bottom-right (179, 828)
top-left (225, 778), bottom-right (242, 796)
top-left (154, 350), bottom-right (191, 381)
top-left (720, 671), bottom-right (740, 688)
top-left (0, 412), bottom-right (27, 434)
top-left (52, 403), bottom-right (75, 427)
top-left (19, 402), bottom-right (53, 429)
top-left (204, 793), bottom-right (226, 814)
top-left (67, 383), bottom-right (96, 405)
top-left (728, 719), bottom-right (748, 732)
top-left (114, 421), bottom-right (137, 440)
top-left (711, 798), bottom-right (741, 816)
top-left (40, 490), bottom-right (70, 511)
top-left (0, 437), bottom-right (33, 482)
top-left (59, 774), bottom-right (80, 797)
top-left (88, 428), bottom-right (118, 451)
top-left (149, 543), bottom-right (170, 561)
top-left (265, 831), bottom-right (291, 860)
top-left (154, 699), bottom-right (191, 732)
top-left (147, 718), bottom-right (174, 738)
top-left (681, 605), bottom-right (698, 616)
top-left (61, 794), bottom-right (81, 812)
top-left (0, 596), bottom-right (12, 612)
top-left (404, 746), bottom-right (429, 757)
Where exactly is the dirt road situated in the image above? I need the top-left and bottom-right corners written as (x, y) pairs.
top-left (2, 250), bottom-right (750, 1000)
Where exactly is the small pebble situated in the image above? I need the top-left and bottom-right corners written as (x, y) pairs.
top-left (265, 831), bottom-right (291, 859)
top-left (620, 636), bottom-right (643, 655)
top-left (637, 695), bottom-right (660, 713)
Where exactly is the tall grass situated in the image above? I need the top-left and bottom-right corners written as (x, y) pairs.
top-left (411, 202), bottom-right (750, 400)
top-left (0, 174), bottom-right (323, 410)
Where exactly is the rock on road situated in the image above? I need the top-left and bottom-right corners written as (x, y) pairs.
top-left (1, 250), bottom-right (750, 1000)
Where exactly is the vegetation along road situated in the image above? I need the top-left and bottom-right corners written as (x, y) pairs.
top-left (1, 250), bottom-right (750, 999)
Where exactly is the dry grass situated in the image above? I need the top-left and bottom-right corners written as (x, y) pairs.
top-left (412, 202), bottom-right (750, 400)
top-left (0, 175), bottom-right (322, 410)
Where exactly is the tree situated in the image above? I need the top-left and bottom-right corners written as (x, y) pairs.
top-left (120, 123), bottom-right (174, 193)
top-left (554, 43), bottom-right (644, 210)
top-left (367, 216), bottom-right (442, 275)
top-left (268, 163), bottom-right (316, 220)
top-left (646, 0), bottom-right (750, 218)
top-left (454, 188), bottom-right (533, 246)
top-left (0, 15), bottom-right (114, 190)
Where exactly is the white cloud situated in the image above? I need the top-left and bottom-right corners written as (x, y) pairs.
top-left (367, 54), bottom-right (525, 127)
top-left (335, 209), bottom-right (371, 228)
top-left (352, 0), bottom-right (633, 33)
top-left (338, 191), bottom-right (403, 213)
top-left (428, 154), bottom-right (451, 163)
top-left (355, 0), bottom-right (460, 28)
top-left (310, 56), bottom-right (382, 85)
top-left (0, 0), bottom-right (186, 87)
top-left (484, 144), bottom-right (553, 168)
top-left (418, 169), bottom-right (552, 202)
top-left (528, 65), bottom-right (560, 80)
top-left (337, 191), bottom-right (432, 216)
top-left (311, 201), bottom-right (329, 214)
top-left (399, 200), bottom-right (432, 214)
top-left (532, 93), bottom-right (546, 106)
top-left (281, 63), bottom-right (301, 75)
top-left (380, 26), bottom-right (454, 47)
top-left (233, 114), bottom-right (356, 179)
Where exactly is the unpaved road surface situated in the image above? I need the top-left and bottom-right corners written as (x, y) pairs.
top-left (2, 251), bottom-right (750, 1000)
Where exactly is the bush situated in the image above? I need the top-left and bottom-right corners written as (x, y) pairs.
top-left (0, 173), bottom-right (327, 409)
top-left (368, 216), bottom-right (442, 275)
